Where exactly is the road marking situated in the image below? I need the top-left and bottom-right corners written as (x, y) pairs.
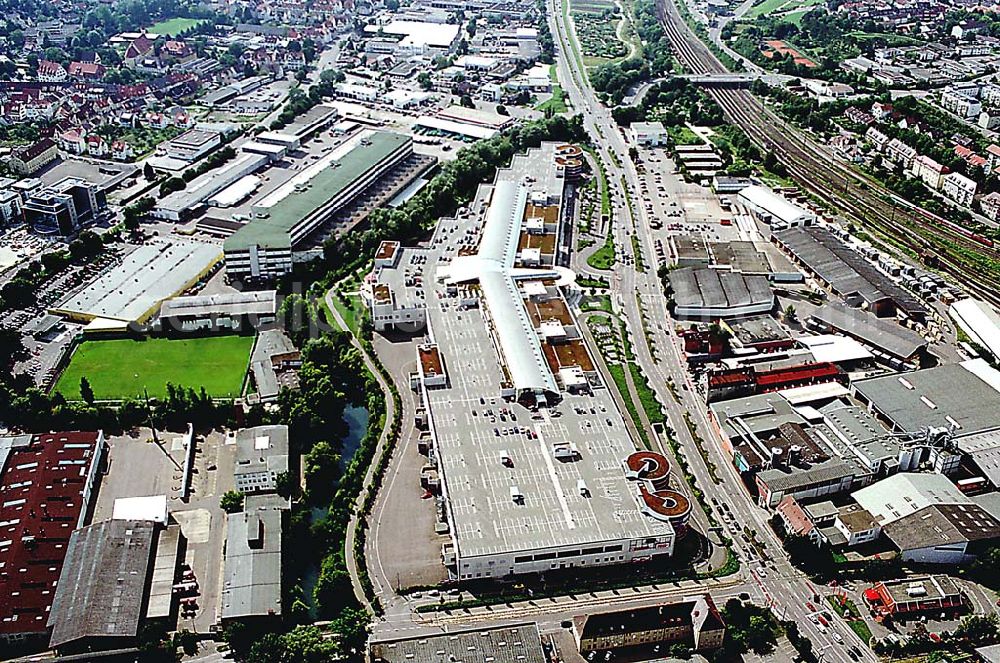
top-left (534, 420), bottom-right (574, 529)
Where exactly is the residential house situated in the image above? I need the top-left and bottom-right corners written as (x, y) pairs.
top-left (57, 128), bottom-right (86, 154)
top-left (9, 138), bottom-right (58, 175)
top-left (123, 33), bottom-right (155, 68)
top-left (871, 102), bottom-right (894, 121)
top-left (886, 138), bottom-right (917, 167)
top-left (845, 107), bottom-right (875, 126)
top-left (37, 60), bottom-right (67, 82)
top-left (865, 127), bottom-right (889, 151)
top-left (981, 191), bottom-right (1000, 221)
top-left (67, 62), bottom-right (107, 80)
top-left (941, 171), bottom-right (977, 206)
top-left (86, 134), bottom-right (108, 158)
top-left (912, 154), bottom-right (947, 189)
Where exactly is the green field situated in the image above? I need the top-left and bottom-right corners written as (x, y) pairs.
top-left (149, 17), bottom-right (208, 37)
top-left (55, 336), bottom-right (253, 400)
top-left (746, 0), bottom-right (823, 19)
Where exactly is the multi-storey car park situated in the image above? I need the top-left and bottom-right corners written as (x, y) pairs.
top-left (367, 143), bottom-right (691, 581)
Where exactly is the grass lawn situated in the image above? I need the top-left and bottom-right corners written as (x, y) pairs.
top-left (587, 233), bottom-right (616, 270)
top-left (55, 336), bottom-right (253, 400)
top-left (746, 0), bottom-right (822, 19)
top-left (149, 17), bottom-right (208, 37)
top-left (848, 620), bottom-right (872, 645)
top-left (326, 291), bottom-right (365, 337)
top-left (535, 85), bottom-right (569, 113)
top-left (667, 126), bottom-right (704, 145)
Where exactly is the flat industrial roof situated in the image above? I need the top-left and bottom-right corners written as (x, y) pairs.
top-left (160, 289), bottom-right (277, 319)
top-left (225, 131), bottom-right (409, 252)
top-left (739, 185), bottom-right (814, 225)
top-left (669, 267), bottom-right (773, 309)
top-left (854, 360), bottom-right (1000, 434)
top-left (420, 144), bottom-right (674, 560)
top-left (52, 240), bottom-right (222, 323)
top-left (810, 302), bottom-right (927, 360)
top-left (370, 623), bottom-right (546, 663)
top-left (48, 519), bottom-right (157, 648)
top-left (363, 20), bottom-right (460, 47)
top-left (853, 473), bottom-right (968, 526)
top-left (221, 494), bottom-right (284, 619)
top-left (950, 297), bottom-right (1000, 359)
top-left (416, 115), bottom-right (498, 140)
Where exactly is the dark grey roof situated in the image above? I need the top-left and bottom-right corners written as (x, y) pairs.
top-left (809, 302), bottom-right (927, 360)
top-left (853, 362), bottom-right (1000, 433)
top-left (370, 623), bottom-right (546, 663)
top-left (48, 520), bottom-right (157, 649)
top-left (775, 227), bottom-right (925, 317)
top-left (757, 458), bottom-right (860, 493)
top-left (221, 494), bottom-right (284, 620)
top-left (669, 267), bottom-right (773, 310)
top-left (883, 504), bottom-right (1000, 552)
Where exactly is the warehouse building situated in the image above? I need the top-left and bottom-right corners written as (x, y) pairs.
top-left (853, 359), bottom-right (1000, 435)
top-left (370, 623), bottom-right (547, 663)
top-left (630, 121), bottom-right (668, 146)
top-left (248, 329), bottom-right (301, 403)
top-left (774, 226), bottom-right (927, 320)
top-left (158, 289), bottom-right (277, 333)
top-left (853, 473), bottom-right (1000, 564)
top-left (153, 152), bottom-right (269, 221)
top-left (949, 297), bottom-right (1000, 361)
top-left (224, 131), bottom-right (413, 281)
top-left (668, 267), bottom-right (775, 319)
top-left (221, 494), bottom-right (286, 622)
top-left (575, 595), bottom-right (726, 656)
top-left (738, 185), bottom-right (815, 227)
top-left (164, 128), bottom-right (221, 162)
top-left (0, 432), bottom-right (105, 650)
top-left (366, 240), bottom-right (428, 333)
top-left (51, 239), bottom-right (222, 330)
top-left (47, 519), bottom-right (161, 653)
top-left (400, 143), bottom-right (684, 581)
top-left (808, 302), bottom-right (929, 367)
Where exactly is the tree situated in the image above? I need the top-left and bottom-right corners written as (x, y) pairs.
top-left (80, 377), bottom-right (95, 405)
top-left (220, 490), bottom-right (244, 513)
top-left (385, 0), bottom-right (400, 8)
top-left (304, 440), bottom-right (341, 501)
top-left (783, 304), bottom-right (798, 324)
top-left (417, 71), bottom-right (433, 90)
top-left (143, 162), bottom-right (155, 180)
top-left (496, 104), bottom-right (508, 115)
top-left (459, 94), bottom-right (475, 108)
top-left (954, 613), bottom-right (999, 644)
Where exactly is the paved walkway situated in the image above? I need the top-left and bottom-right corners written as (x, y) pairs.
top-left (324, 288), bottom-right (397, 616)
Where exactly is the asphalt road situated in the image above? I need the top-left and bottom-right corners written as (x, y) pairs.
top-left (547, 1), bottom-right (876, 660)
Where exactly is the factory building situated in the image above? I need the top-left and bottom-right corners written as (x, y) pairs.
top-left (224, 131), bottom-right (413, 281)
top-left (668, 267), bottom-right (775, 320)
top-left (0, 432), bottom-right (105, 650)
top-left (773, 226), bottom-right (927, 320)
top-left (738, 185), bottom-right (815, 227)
top-left (371, 623), bottom-right (547, 663)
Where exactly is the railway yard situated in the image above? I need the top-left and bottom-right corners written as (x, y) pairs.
top-left (657, 0), bottom-right (1000, 309)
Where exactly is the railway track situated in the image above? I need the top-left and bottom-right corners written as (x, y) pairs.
top-left (655, 0), bottom-right (1000, 308)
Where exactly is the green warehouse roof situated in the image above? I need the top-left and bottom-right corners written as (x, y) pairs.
top-left (224, 131), bottom-right (409, 252)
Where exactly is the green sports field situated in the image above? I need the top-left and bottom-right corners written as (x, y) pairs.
top-left (55, 336), bottom-right (253, 401)
top-left (148, 17), bottom-right (208, 37)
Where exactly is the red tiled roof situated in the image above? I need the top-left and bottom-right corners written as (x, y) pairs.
top-left (0, 431), bottom-right (103, 636)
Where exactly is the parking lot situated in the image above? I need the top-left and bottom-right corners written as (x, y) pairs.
top-left (92, 427), bottom-right (235, 633)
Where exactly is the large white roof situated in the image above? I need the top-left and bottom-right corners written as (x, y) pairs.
top-left (738, 185), bottom-right (815, 225)
top-left (445, 181), bottom-right (559, 395)
top-left (853, 473), bottom-right (968, 526)
top-left (950, 298), bottom-right (1000, 360)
